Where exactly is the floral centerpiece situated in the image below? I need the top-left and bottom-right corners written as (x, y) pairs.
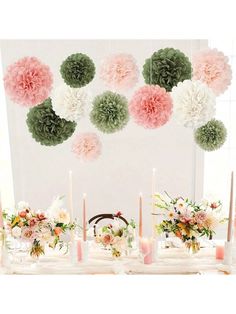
top-left (95, 212), bottom-right (136, 258)
top-left (4, 197), bottom-right (74, 258)
top-left (154, 193), bottom-right (224, 253)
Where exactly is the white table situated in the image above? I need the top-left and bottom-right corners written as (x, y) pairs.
top-left (1, 246), bottom-right (235, 275)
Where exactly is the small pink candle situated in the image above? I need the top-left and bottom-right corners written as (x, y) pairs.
top-left (216, 245), bottom-right (224, 260)
top-left (140, 238), bottom-right (153, 264)
top-left (77, 239), bottom-right (83, 262)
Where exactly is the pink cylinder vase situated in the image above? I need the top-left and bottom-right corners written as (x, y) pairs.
top-left (140, 238), bottom-right (153, 264)
top-left (216, 245), bottom-right (224, 260)
top-left (77, 238), bottom-right (88, 262)
top-left (77, 239), bottom-right (83, 262)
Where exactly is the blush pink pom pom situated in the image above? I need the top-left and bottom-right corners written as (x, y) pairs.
top-left (4, 56), bottom-right (53, 107)
top-left (72, 133), bottom-right (102, 161)
top-left (129, 85), bottom-right (173, 128)
top-left (100, 53), bottom-right (139, 91)
top-left (193, 48), bottom-right (232, 96)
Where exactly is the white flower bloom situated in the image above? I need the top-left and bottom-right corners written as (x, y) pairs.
top-left (26, 213), bottom-right (32, 220)
top-left (51, 85), bottom-right (90, 122)
top-left (47, 196), bottom-right (70, 224)
top-left (54, 209), bottom-right (70, 224)
top-left (17, 201), bottom-right (30, 211)
top-left (176, 198), bottom-right (187, 211)
top-left (171, 80), bottom-right (216, 129)
top-left (12, 226), bottom-right (22, 238)
top-left (112, 218), bottom-right (122, 233)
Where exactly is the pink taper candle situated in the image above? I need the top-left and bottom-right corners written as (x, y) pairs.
top-left (227, 171), bottom-right (234, 242)
top-left (139, 193), bottom-right (143, 238)
top-left (83, 193), bottom-right (87, 242)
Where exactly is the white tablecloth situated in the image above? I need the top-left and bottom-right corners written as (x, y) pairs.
top-left (1, 246), bottom-right (235, 275)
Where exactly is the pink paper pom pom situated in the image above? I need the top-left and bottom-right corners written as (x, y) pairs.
top-left (4, 57), bottom-right (53, 107)
top-left (100, 53), bottom-right (139, 91)
top-left (129, 85), bottom-right (173, 129)
top-left (193, 48), bottom-right (232, 96)
top-left (72, 132), bottom-right (102, 161)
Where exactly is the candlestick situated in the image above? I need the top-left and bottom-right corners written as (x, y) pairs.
top-left (83, 193), bottom-right (87, 242)
top-left (227, 171), bottom-right (234, 242)
top-left (139, 193), bottom-right (143, 238)
top-left (152, 168), bottom-right (157, 238)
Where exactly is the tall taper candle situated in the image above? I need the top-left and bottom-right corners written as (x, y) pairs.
top-left (152, 168), bottom-right (157, 237)
top-left (69, 170), bottom-right (74, 221)
top-left (83, 193), bottom-right (87, 242)
top-left (139, 193), bottom-right (143, 238)
top-left (227, 171), bottom-right (234, 242)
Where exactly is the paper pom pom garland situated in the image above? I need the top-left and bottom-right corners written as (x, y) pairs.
top-left (26, 98), bottom-right (76, 146)
top-left (60, 53), bottom-right (95, 88)
top-left (143, 48), bottom-right (192, 92)
top-left (171, 80), bottom-right (216, 129)
top-left (129, 85), bottom-right (173, 129)
top-left (51, 85), bottom-right (90, 122)
top-left (90, 91), bottom-right (129, 133)
top-left (4, 57), bottom-right (53, 107)
top-left (72, 132), bottom-right (102, 161)
top-left (194, 119), bottom-right (227, 151)
top-left (193, 48), bottom-right (232, 96)
top-left (100, 53), bottom-right (139, 91)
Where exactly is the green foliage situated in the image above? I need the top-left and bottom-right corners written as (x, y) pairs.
top-left (26, 98), bottom-right (76, 146)
top-left (60, 53), bottom-right (95, 87)
top-left (142, 48), bottom-right (192, 91)
top-left (90, 91), bottom-right (129, 133)
top-left (194, 119), bottom-right (227, 151)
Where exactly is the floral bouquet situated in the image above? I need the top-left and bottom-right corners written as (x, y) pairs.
top-left (154, 193), bottom-right (224, 253)
top-left (4, 197), bottom-right (74, 258)
top-left (95, 213), bottom-right (136, 258)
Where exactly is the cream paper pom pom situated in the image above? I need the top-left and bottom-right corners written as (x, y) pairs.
top-left (51, 85), bottom-right (90, 122)
top-left (171, 80), bottom-right (216, 129)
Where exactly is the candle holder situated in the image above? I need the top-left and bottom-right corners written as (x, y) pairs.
top-left (77, 238), bottom-right (89, 263)
top-left (224, 241), bottom-right (233, 265)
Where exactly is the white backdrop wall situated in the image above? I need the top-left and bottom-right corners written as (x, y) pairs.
top-left (1, 40), bottom-right (207, 235)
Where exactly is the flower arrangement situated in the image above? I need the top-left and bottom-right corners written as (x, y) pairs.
top-left (26, 98), bottom-right (76, 146)
top-left (4, 56), bottom-right (53, 107)
top-left (95, 213), bottom-right (136, 257)
top-left (4, 198), bottom-right (74, 258)
top-left (155, 193), bottom-right (223, 253)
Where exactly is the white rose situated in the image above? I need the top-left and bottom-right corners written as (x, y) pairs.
top-left (12, 226), bottom-right (22, 238)
top-left (17, 201), bottom-right (30, 211)
top-left (55, 209), bottom-right (70, 224)
top-left (26, 213), bottom-right (32, 220)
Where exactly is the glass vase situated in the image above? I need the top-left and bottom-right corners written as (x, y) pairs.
top-left (185, 239), bottom-right (200, 255)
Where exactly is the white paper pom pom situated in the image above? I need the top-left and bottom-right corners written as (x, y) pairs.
top-left (171, 80), bottom-right (216, 129)
top-left (51, 85), bottom-right (90, 122)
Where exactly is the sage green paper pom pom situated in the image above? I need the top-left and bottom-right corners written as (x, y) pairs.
top-left (143, 48), bottom-right (192, 91)
top-left (90, 91), bottom-right (129, 133)
top-left (194, 119), bottom-right (227, 151)
top-left (26, 98), bottom-right (76, 146)
top-left (60, 53), bottom-right (95, 87)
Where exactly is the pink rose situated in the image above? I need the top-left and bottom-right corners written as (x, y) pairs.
top-left (101, 234), bottom-right (114, 245)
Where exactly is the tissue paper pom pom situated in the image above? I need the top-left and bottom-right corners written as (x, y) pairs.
top-left (90, 91), bottom-right (129, 133)
top-left (193, 48), bottom-right (232, 96)
top-left (143, 48), bottom-right (192, 91)
top-left (171, 80), bottom-right (216, 129)
top-left (72, 132), bottom-right (102, 161)
top-left (194, 119), bottom-right (227, 151)
top-left (4, 57), bottom-right (53, 107)
top-left (51, 85), bottom-right (90, 122)
top-left (129, 85), bottom-right (173, 129)
top-left (26, 98), bottom-right (76, 146)
top-left (100, 53), bottom-right (139, 91)
top-left (60, 53), bottom-right (95, 88)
